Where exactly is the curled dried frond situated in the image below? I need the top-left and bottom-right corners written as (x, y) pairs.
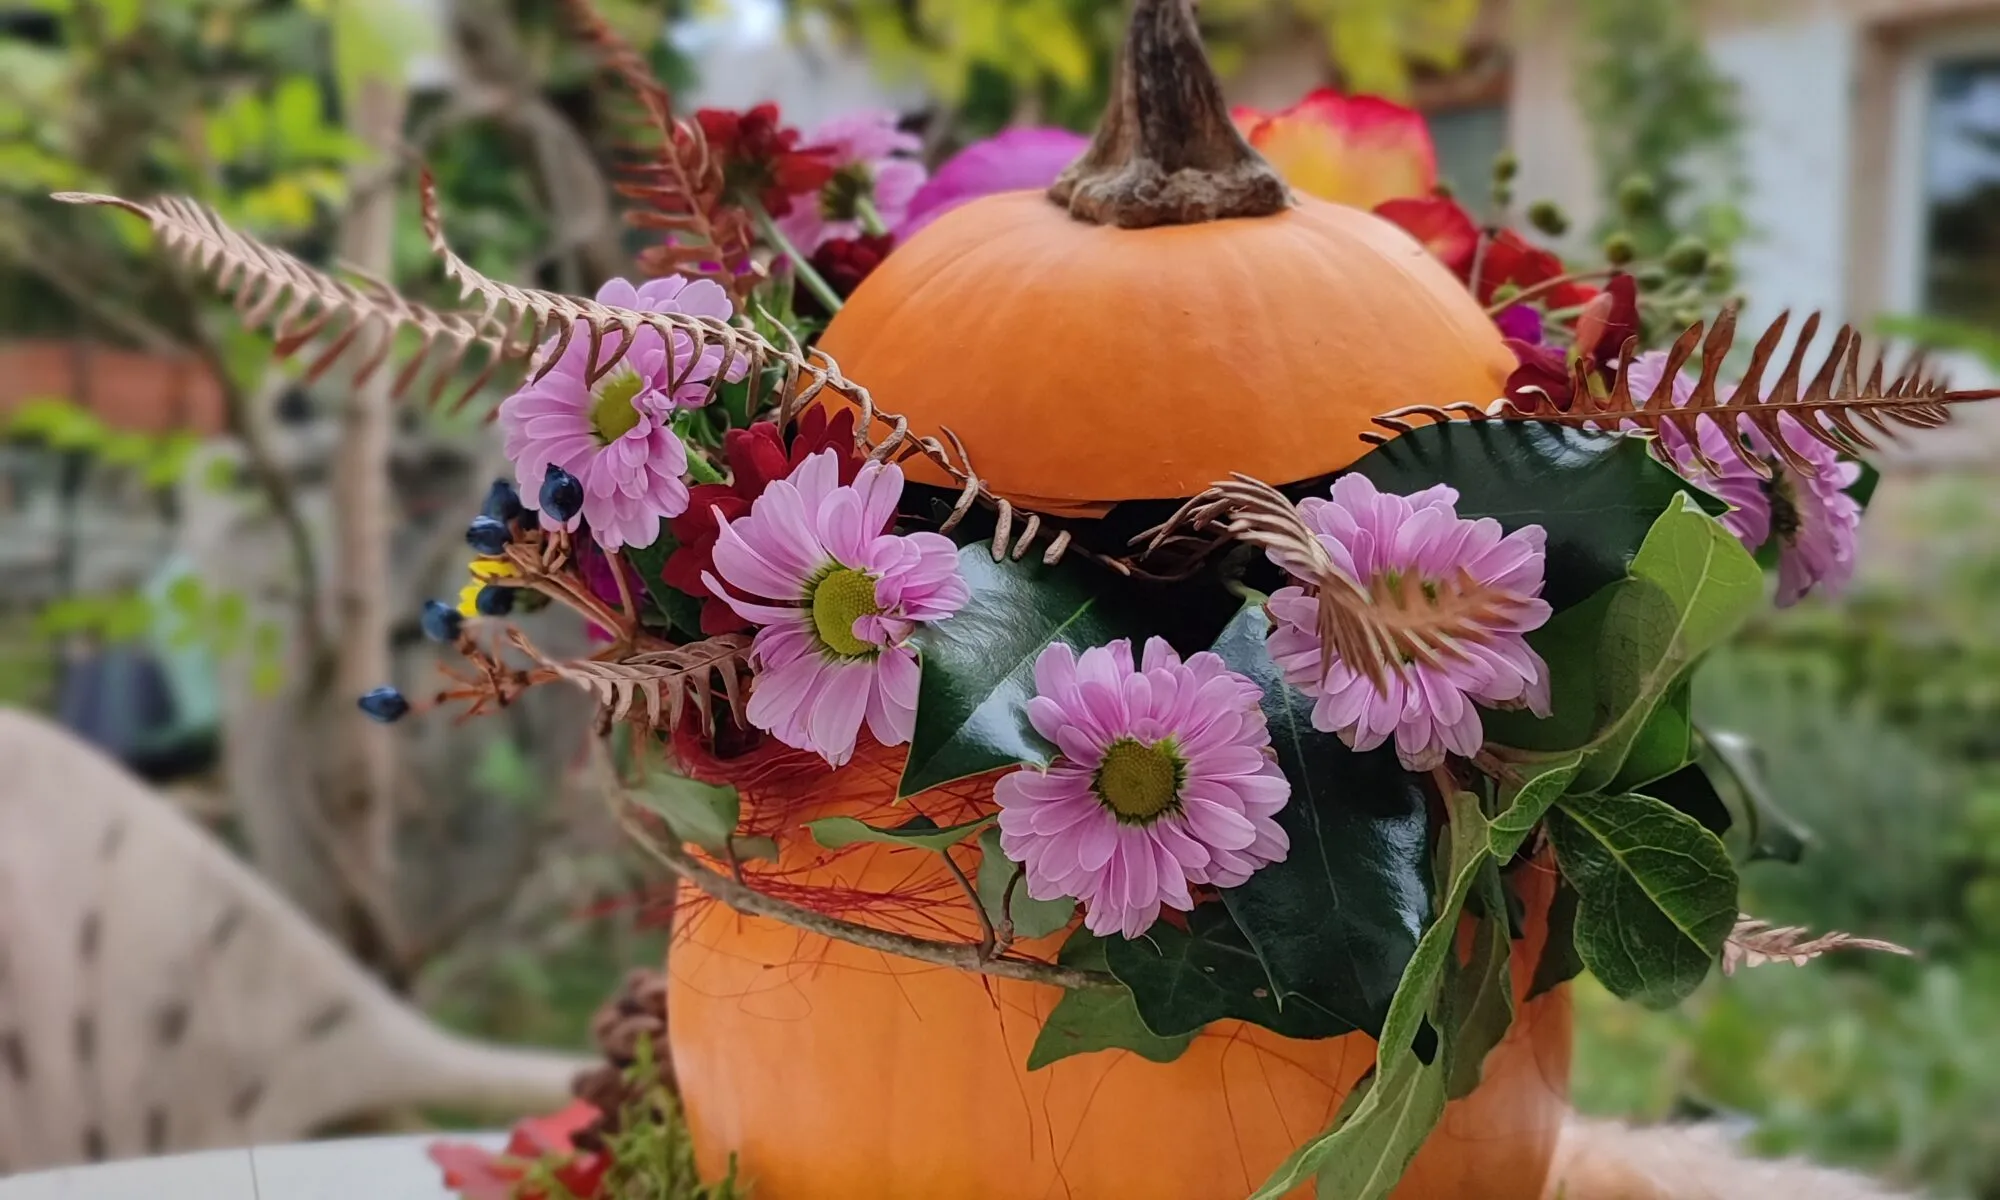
top-left (557, 0), bottom-right (757, 298)
top-left (1368, 308), bottom-right (2000, 475)
top-left (1721, 916), bottom-right (1914, 976)
top-left (1140, 475), bottom-right (1522, 692)
top-left (511, 628), bottom-right (752, 734)
top-left (51, 191), bottom-right (509, 409)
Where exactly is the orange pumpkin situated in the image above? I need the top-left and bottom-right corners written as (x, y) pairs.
top-left (668, 741), bottom-right (1571, 1200)
top-left (672, 1), bottom-right (1558, 1195)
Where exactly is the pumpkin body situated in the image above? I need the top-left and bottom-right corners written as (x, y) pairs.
top-left (668, 742), bottom-right (1572, 1200)
top-left (814, 191), bottom-right (1515, 507)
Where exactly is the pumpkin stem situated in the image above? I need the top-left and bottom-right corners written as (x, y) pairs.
top-left (1048, 0), bottom-right (1290, 228)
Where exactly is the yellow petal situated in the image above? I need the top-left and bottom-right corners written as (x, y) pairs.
top-left (1245, 89), bottom-right (1437, 211)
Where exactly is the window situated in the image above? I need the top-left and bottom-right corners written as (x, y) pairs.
top-left (1428, 104), bottom-right (1509, 222)
top-left (1916, 57), bottom-right (2000, 325)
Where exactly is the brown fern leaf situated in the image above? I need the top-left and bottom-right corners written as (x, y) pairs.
top-left (1721, 916), bottom-right (1914, 976)
top-left (1139, 475), bottom-right (1527, 693)
top-left (558, 0), bottom-right (757, 299)
top-left (1369, 308), bottom-right (2000, 477)
top-left (511, 629), bottom-right (752, 734)
top-left (51, 191), bottom-right (512, 408)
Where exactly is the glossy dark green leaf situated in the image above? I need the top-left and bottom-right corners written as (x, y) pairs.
top-left (803, 812), bottom-right (994, 852)
top-left (1645, 762), bottom-right (1731, 841)
top-left (622, 535), bottom-right (705, 641)
top-left (1548, 791), bottom-right (1740, 1008)
top-left (976, 826), bottom-right (1075, 940)
top-left (1205, 604), bottom-right (1431, 1039)
top-left (1027, 930), bottom-right (1196, 1070)
top-left (1527, 878), bottom-right (1584, 1001)
top-left (1103, 904), bottom-right (1354, 1040)
top-left (900, 542), bottom-right (1232, 797)
top-left (1699, 728), bottom-right (1811, 864)
top-left (1343, 422), bottom-right (1712, 611)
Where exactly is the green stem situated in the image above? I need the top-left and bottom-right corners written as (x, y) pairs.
top-left (746, 194), bottom-right (843, 314)
top-left (854, 193), bottom-right (888, 238)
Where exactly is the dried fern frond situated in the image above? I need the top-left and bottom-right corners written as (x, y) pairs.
top-left (1369, 308), bottom-right (2000, 477)
top-left (1721, 916), bottom-right (1914, 976)
top-left (51, 191), bottom-right (510, 409)
top-left (1139, 475), bottom-right (1526, 692)
top-left (511, 629), bottom-right (752, 734)
top-left (557, 0), bottom-right (757, 297)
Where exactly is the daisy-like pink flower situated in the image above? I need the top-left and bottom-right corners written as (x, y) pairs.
top-left (1264, 475), bottom-right (1553, 771)
top-left (777, 110), bottom-right (927, 252)
top-left (702, 450), bottom-right (968, 766)
top-left (498, 276), bottom-right (746, 552)
top-left (1625, 352), bottom-right (1863, 606)
top-left (993, 638), bottom-right (1291, 939)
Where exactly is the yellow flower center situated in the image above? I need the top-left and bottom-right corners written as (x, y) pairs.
top-left (1093, 737), bottom-right (1184, 824)
top-left (809, 566), bottom-right (882, 658)
top-left (590, 367), bottom-right (647, 445)
top-left (1766, 471), bottom-right (1801, 541)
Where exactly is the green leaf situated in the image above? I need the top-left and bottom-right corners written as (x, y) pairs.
top-left (1699, 727), bottom-right (1809, 864)
top-left (900, 541), bottom-right (1234, 797)
top-left (1488, 751), bottom-right (1583, 861)
top-left (1026, 931), bottom-right (1195, 1069)
top-left (1607, 674), bottom-right (1694, 792)
top-left (1208, 604), bottom-right (1430, 1039)
top-left (803, 812), bottom-right (995, 853)
top-left (1103, 905), bottom-right (1354, 1040)
top-left (976, 826), bottom-right (1074, 940)
top-left (1483, 579), bottom-right (1664, 752)
top-left (631, 771), bottom-right (775, 862)
top-left (1346, 423), bottom-right (1708, 611)
top-left (622, 535), bottom-right (706, 640)
top-left (1443, 862), bottom-right (1515, 1099)
top-left (1547, 791), bottom-right (1739, 1008)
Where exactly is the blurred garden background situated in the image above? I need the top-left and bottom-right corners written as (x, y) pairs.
top-left (5, 0), bottom-right (2000, 1193)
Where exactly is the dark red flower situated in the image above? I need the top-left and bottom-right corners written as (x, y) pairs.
top-left (1373, 194), bottom-right (1479, 278)
top-left (696, 103), bottom-right (835, 217)
top-left (430, 1101), bottom-right (609, 1200)
top-left (1474, 228), bottom-right (1600, 311)
top-left (811, 233), bottom-right (897, 299)
top-left (1503, 272), bottom-right (1642, 410)
top-left (663, 410), bottom-right (866, 635)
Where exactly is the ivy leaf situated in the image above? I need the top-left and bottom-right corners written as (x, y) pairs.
top-left (629, 772), bottom-right (777, 862)
top-left (901, 543), bottom-right (1157, 797)
top-left (1207, 604), bottom-right (1430, 1039)
top-left (1548, 791), bottom-right (1740, 1008)
top-left (1344, 423), bottom-right (1710, 611)
top-left (1102, 905), bottom-right (1353, 1040)
top-left (976, 826), bottom-right (1074, 940)
top-left (1027, 930), bottom-right (1196, 1070)
top-left (1488, 751), bottom-right (1583, 861)
top-left (804, 812), bottom-right (995, 853)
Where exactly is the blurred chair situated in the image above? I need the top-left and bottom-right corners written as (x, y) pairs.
top-left (0, 708), bottom-right (589, 1173)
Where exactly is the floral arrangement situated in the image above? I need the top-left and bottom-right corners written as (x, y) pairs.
top-left (59, 1), bottom-right (1995, 1196)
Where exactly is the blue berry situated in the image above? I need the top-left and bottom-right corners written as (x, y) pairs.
top-left (475, 585), bottom-right (516, 617)
top-left (482, 477), bottom-right (524, 524)
top-left (540, 463), bottom-right (584, 524)
top-left (357, 686), bottom-right (410, 723)
top-left (466, 515), bottom-right (511, 556)
top-left (420, 599), bottom-right (463, 643)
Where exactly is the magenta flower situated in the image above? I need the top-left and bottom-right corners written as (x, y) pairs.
top-left (702, 450), bottom-right (969, 766)
top-left (898, 127), bottom-right (1091, 240)
top-left (993, 638), bottom-right (1291, 939)
top-left (1625, 351), bottom-right (1863, 606)
top-left (1264, 475), bottom-right (1552, 771)
top-left (777, 110), bottom-right (927, 252)
top-left (498, 276), bottom-right (745, 551)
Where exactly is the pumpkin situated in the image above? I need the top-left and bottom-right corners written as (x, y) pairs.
top-left (672, 2), bottom-right (1560, 1195)
top-left (813, 3), bottom-right (1512, 510)
top-left (668, 740), bottom-right (1571, 1200)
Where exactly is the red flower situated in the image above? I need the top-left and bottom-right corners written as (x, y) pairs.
top-left (430, 1101), bottom-right (609, 1200)
top-left (663, 409), bottom-right (866, 635)
top-left (1503, 272), bottom-right (1641, 410)
top-left (1373, 194), bottom-right (1479, 277)
top-left (1474, 229), bottom-right (1600, 311)
top-left (696, 103), bottom-right (835, 217)
top-left (812, 233), bottom-right (897, 298)
top-left (1233, 89), bottom-right (1437, 211)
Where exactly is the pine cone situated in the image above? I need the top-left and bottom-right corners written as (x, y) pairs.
top-left (570, 967), bottom-right (676, 1149)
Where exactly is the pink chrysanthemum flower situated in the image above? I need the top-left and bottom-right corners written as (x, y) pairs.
top-left (1264, 475), bottom-right (1553, 772)
top-left (702, 450), bottom-right (968, 766)
top-left (993, 638), bottom-right (1291, 939)
top-left (778, 110), bottom-right (927, 252)
top-left (1626, 351), bottom-right (1863, 606)
top-left (497, 276), bottom-right (745, 552)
